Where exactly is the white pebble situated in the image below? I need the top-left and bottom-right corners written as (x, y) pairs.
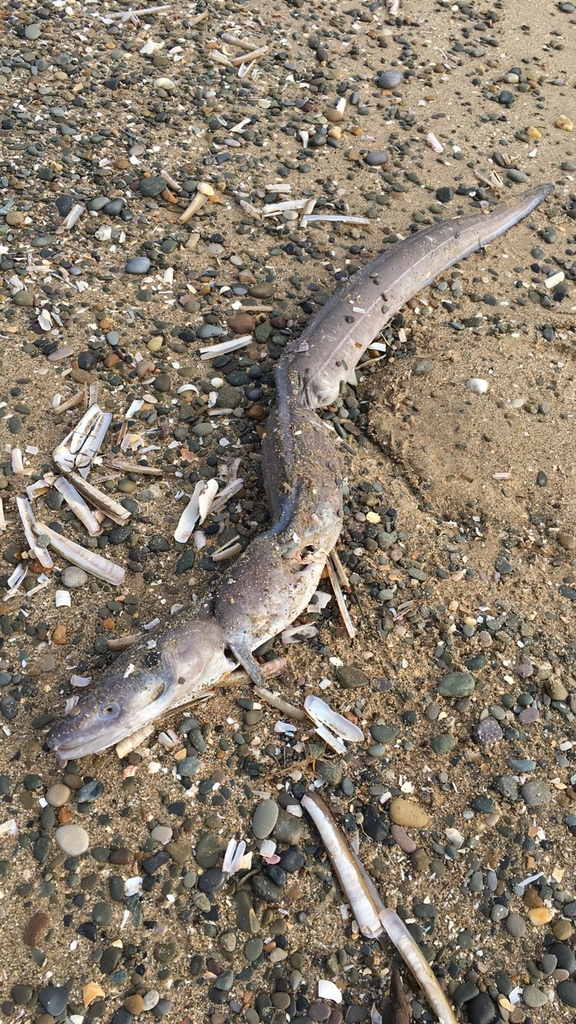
top-left (466, 377), bottom-right (489, 395)
top-left (55, 823), bottom-right (89, 856)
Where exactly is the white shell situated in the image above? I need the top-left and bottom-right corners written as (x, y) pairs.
top-left (466, 377), bottom-right (489, 395)
top-left (304, 695), bottom-right (364, 743)
top-left (317, 979), bottom-right (342, 1003)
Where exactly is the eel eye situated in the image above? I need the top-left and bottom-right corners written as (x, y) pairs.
top-left (97, 700), bottom-right (121, 721)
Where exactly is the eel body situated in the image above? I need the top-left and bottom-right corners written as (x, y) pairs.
top-left (47, 183), bottom-right (553, 759)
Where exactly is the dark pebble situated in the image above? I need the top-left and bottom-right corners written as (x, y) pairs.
top-left (198, 867), bottom-right (226, 893)
top-left (557, 980), bottom-right (576, 1008)
top-left (473, 717), bottom-right (503, 746)
top-left (436, 187), bottom-right (453, 203)
top-left (39, 986), bottom-right (68, 1016)
top-left (336, 664), bottom-right (369, 689)
top-left (76, 779), bottom-right (103, 803)
top-left (139, 175), bottom-right (167, 197)
top-left (466, 991), bottom-right (497, 1024)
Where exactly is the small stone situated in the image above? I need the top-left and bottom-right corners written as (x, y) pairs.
top-left (505, 912), bottom-right (526, 937)
top-left (521, 779), bottom-right (552, 807)
top-left (553, 920), bottom-right (574, 940)
top-left (61, 566), bottom-right (88, 588)
top-left (126, 256), bottom-right (151, 275)
top-left (377, 70), bottom-right (404, 89)
top-left (14, 289), bottom-right (34, 307)
top-left (51, 623), bottom-right (67, 645)
top-left (227, 312), bottom-right (255, 334)
top-left (558, 531), bottom-right (576, 551)
top-left (11, 985), bottom-right (35, 1006)
top-left (139, 175), bottom-right (167, 197)
top-left (45, 783), bottom-right (71, 807)
top-left (252, 799), bottom-right (279, 839)
top-left (557, 981), bottom-right (576, 1008)
top-left (39, 986), bottom-right (68, 1016)
top-left (430, 733), bottom-right (455, 754)
top-left (438, 671), bottom-right (475, 697)
top-left (336, 664), bottom-right (369, 689)
top-left (390, 824), bottom-right (417, 853)
top-left (23, 911), bottom-right (51, 947)
top-left (473, 717), bottom-right (503, 746)
top-left (25, 23), bottom-right (42, 39)
top-left (124, 995), bottom-right (144, 1015)
top-left (55, 824), bottom-right (89, 856)
top-left (388, 798), bottom-right (429, 829)
top-left (463, 991), bottom-right (496, 1024)
top-left (556, 116), bottom-right (574, 131)
top-left (527, 906), bottom-right (553, 926)
top-left (365, 150), bottom-right (389, 166)
top-left (522, 985), bottom-right (548, 1009)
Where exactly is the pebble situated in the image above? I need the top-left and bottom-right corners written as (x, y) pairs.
top-left (23, 911), bottom-right (51, 947)
top-left (522, 985), bottom-right (548, 1009)
top-left (388, 798), bottom-right (429, 829)
top-left (45, 783), bottom-right (71, 807)
top-left (466, 991), bottom-right (497, 1024)
top-left (521, 780), bottom-right (552, 807)
top-left (55, 824), bottom-right (89, 856)
top-left (336, 664), bottom-right (369, 689)
top-left (377, 70), bottom-right (404, 88)
top-left (125, 256), bottom-right (151, 275)
top-left (557, 981), bottom-right (576, 1008)
top-left (505, 912), bottom-right (526, 937)
top-left (252, 799), bottom-right (279, 839)
top-left (473, 717), bottom-right (503, 745)
top-left (61, 567), bottom-right (88, 590)
top-left (365, 151), bottom-right (389, 166)
top-left (438, 671), bottom-right (475, 697)
top-left (39, 987), bottom-right (68, 1016)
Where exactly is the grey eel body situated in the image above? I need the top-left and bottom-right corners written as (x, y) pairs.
top-left (48, 183), bottom-right (553, 760)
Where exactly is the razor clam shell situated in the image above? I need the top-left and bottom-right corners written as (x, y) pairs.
top-left (54, 476), bottom-right (102, 536)
top-left (16, 496), bottom-right (54, 570)
top-left (115, 724), bottom-right (155, 759)
top-left (34, 521), bottom-right (126, 586)
top-left (67, 471), bottom-right (131, 525)
top-left (304, 695), bottom-right (364, 743)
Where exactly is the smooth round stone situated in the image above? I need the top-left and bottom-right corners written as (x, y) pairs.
top-left (39, 986), bottom-right (68, 1016)
top-left (466, 991), bottom-right (497, 1024)
top-left (558, 980), bottom-right (576, 1008)
top-left (195, 833), bottom-right (220, 869)
top-left (45, 783), bottom-right (71, 808)
top-left (474, 717), bottom-right (503, 745)
top-left (25, 23), bottom-right (42, 39)
top-left (365, 150), bottom-right (389, 166)
top-left (308, 1001), bottom-right (331, 1021)
top-left (388, 798), bottom-right (429, 829)
top-left (125, 256), bottom-right (151, 275)
top-left (505, 911), bottom-right (526, 937)
top-left (252, 799), bottom-right (279, 840)
top-left (11, 985), bottom-right (35, 1005)
top-left (378, 69), bottom-right (404, 88)
top-left (14, 289), bottom-right (34, 307)
top-left (523, 985), bottom-right (548, 1008)
top-left (548, 943), bottom-right (576, 973)
top-left (438, 671), bottom-right (475, 697)
top-left (55, 824), bottom-right (89, 856)
top-left (198, 867), bottom-right (225, 893)
top-left (151, 825), bottom-right (173, 844)
top-left (243, 937), bottom-right (263, 962)
top-left (61, 566), bottom-right (88, 588)
top-left (92, 902), bottom-right (114, 926)
top-left (521, 779), bottom-right (552, 807)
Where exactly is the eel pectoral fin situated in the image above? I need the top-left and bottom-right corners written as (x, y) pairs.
top-left (229, 640), bottom-right (266, 687)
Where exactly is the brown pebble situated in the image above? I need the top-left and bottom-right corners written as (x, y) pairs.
top-left (553, 969), bottom-right (570, 982)
top-left (102, 617), bottom-right (116, 631)
top-left (104, 353), bottom-right (121, 368)
top-left (227, 312), bottom-right (255, 334)
top-left (558, 531), bottom-right (576, 551)
top-left (523, 888), bottom-right (544, 908)
top-left (527, 906), bottom-right (553, 925)
top-left (247, 405), bottom-right (266, 420)
top-left (57, 807), bottom-right (74, 825)
top-left (389, 797), bottom-right (429, 829)
top-left (6, 210), bottom-right (25, 226)
top-left (123, 995), bottom-right (144, 1014)
top-left (109, 847), bottom-right (133, 865)
top-left (390, 823), bottom-right (417, 853)
top-left (23, 911), bottom-right (51, 947)
top-left (553, 919), bottom-right (573, 940)
top-left (410, 848), bottom-right (431, 873)
top-left (51, 624), bottom-right (67, 645)
top-left (36, 1015), bottom-right (55, 1024)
